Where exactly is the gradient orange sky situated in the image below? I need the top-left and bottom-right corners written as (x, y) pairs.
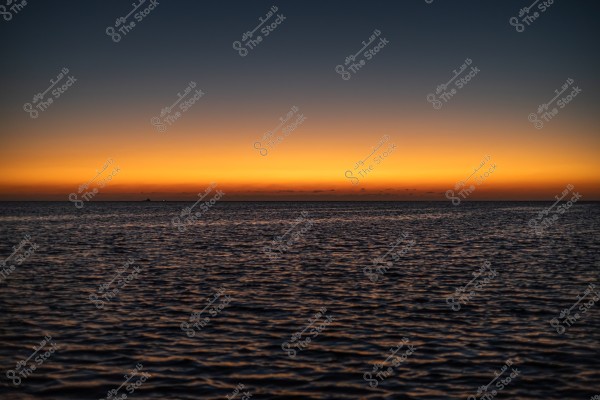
top-left (1, 1), bottom-right (598, 200)
top-left (2, 105), bottom-right (598, 200)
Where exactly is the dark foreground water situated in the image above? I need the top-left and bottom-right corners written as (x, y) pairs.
top-left (0, 202), bottom-right (599, 400)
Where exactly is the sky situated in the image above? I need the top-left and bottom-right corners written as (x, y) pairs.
top-left (0, 0), bottom-right (599, 200)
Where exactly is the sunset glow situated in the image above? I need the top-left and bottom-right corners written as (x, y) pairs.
top-left (1, 1), bottom-right (598, 201)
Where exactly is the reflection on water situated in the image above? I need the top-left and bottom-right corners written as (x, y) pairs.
top-left (0, 202), bottom-right (599, 399)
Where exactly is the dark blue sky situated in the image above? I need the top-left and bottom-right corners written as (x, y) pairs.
top-left (2, 0), bottom-right (599, 119)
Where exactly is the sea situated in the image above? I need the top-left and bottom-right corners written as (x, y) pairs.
top-left (0, 201), bottom-right (599, 399)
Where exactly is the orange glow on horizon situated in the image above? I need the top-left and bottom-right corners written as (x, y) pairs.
top-left (1, 109), bottom-right (599, 200)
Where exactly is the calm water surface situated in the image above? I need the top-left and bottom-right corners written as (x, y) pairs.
top-left (0, 202), bottom-right (599, 399)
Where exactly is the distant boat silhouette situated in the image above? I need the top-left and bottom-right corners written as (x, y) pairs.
top-left (144, 198), bottom-right (151, 202)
